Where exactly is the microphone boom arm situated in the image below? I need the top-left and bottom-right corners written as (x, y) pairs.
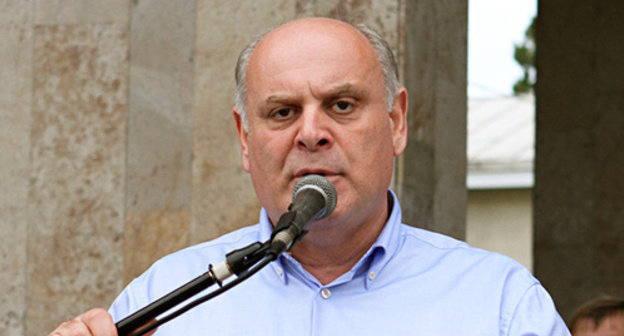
top-left (116, 241), bottom-right (270, 336)
top-left (115, 175), bottom-right (336, 335)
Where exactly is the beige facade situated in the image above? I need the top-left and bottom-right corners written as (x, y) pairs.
top-left (465, 94), bottom-right (534, 272)
top-left (467, 188), bottom-right (533, 271)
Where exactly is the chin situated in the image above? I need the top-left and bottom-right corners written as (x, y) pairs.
top-left (308, 205), bottom-right (347, 231)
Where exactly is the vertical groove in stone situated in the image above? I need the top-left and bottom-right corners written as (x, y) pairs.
top-left (27, 24), bottom-right (128, 335)
top-left (0, 1), bottom-right (33, 335)
top-left (123, 0), bottom-right (196, 283)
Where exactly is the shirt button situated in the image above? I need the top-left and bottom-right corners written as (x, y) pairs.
top-left (276, 267), bottom-right (283, 276)
top-left (320, 288), bottom-right (331, 299)
top-left (368, 272), bottom-right (376, 280)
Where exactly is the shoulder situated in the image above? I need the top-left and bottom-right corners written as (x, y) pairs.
top-left (396, 223), bottom-right (538, 289)
top-left (156, 224), bottom-right (262, 267)
top-left (109, 224), bottom-right (263, 320)
top-left (145, 224), bottom-right (262, 283)
top-left (392, 225), bottom-right (566, 333)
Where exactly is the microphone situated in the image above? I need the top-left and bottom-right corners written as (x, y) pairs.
top-left (269, 174), bottom-right (337, 255)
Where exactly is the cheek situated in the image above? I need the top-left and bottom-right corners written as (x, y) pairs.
top-left (246, 130), bottom-right (291, 172)
top-left (359, 120), bottom-right (396, 174)
top-left (245, 133), bottom-right (294, 217)
top-left (358, 118), bottom-right (394, 154)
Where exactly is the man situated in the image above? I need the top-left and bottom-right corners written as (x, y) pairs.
top-left (569, 298), bottom-right (624, 336)
top-left (49, 17), bottom-right (570, 335)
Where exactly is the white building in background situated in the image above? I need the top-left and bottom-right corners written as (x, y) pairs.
top-left (466, 94), bottom-right (534, 271)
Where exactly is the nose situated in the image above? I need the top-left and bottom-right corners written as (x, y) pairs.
top-left (295, 107), bottom-right (332, 152)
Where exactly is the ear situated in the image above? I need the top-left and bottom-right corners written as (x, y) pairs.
top-left (233, 108), bottom-right (251, 172)
top-left (389, 87), bottom-right (408, 157)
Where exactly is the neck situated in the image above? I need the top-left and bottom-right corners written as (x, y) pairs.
top-left (289, 196), bottom-right (390, 285)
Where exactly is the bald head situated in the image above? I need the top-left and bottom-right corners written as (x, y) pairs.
top-left (234, 18), bottom-right (399, 131)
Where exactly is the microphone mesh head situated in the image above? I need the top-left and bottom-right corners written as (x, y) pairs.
top-left (292, 175), bottom-right (337, 219)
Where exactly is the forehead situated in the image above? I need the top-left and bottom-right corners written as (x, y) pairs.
top-left (246, 20), bottom-right (382, 92)
top-left (574, 314), bottom-right (624, 336)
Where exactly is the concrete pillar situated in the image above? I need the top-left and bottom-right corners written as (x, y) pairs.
top-left (534, 0), bottom-right (624, 320)
top-left (397, 0), bottom-right (468, 239)
top-left (26, 1), bottom-right (130, 333)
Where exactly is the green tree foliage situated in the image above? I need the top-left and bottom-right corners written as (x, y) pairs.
top-left (513, 17), bottom-right (536, 95)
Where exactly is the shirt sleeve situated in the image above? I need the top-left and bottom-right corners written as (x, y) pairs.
top-left (506, 283), bottom-right (571, 336)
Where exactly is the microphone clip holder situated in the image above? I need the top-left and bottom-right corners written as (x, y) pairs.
top-left (268, 210), bottom-right (308, 256)
top-left (225, 241), bottom-right (269, 277)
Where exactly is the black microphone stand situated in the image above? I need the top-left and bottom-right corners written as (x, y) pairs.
top-left (116, 211), bottom-right (301, 336)
top-left (116, 241), bottom-right (273, 336)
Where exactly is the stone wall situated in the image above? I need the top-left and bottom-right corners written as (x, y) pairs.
top-left (0, 1), bottom-right (467, 334)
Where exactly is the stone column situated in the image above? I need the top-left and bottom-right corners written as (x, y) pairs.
top-left (397, 0), bottom-right (468, 239)
top-left (534, 0), bottom-right (624, 320)
top-left (26, 2), bottom-right (130, 335)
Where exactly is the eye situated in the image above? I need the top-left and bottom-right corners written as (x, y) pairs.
top-left (331, 100), bottom-right (354, 114)
top-left (270, 107), bottom-right (295, 120)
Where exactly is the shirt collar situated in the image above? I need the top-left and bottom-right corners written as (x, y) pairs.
top-left (258, 189), bottom-right (403, 289)
top-left (360, 189), bottom-right (402, 289)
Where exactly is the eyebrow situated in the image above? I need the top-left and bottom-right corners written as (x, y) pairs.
top-left (328, 84), bottom-right (357, 95)
top-left (266, 95), bottom-right (291, 104)
top-left (265, 83), bottom-right (366, 104)
top-left (318, 83), bottom-right (366, 98)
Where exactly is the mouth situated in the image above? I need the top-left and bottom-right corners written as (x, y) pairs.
top-left (294, 168), bottom-right (336, 178)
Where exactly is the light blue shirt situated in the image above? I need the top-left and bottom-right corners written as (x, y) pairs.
top-left (110, 191), bottom-right (570, 335)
